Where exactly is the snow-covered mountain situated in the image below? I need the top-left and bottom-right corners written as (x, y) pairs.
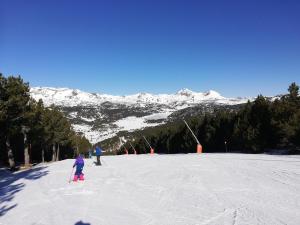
top-left (30, 87), bottom-right (252, 144)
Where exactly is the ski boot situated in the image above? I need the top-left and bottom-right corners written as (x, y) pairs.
top-left (73, 175), bottom-right (78, 182)
top-left (79, 174), bottom-right (84, 181)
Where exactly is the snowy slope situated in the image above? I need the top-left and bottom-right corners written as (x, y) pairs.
top-left (30, 87), bottom-right (252, 144)
top-left (1, 154), bottom-right (300, 225)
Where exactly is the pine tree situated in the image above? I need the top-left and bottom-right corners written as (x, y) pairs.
top-left (0, 75), bottom-right (30, 168)
top-left (288, 82), bottom-right (299, 102)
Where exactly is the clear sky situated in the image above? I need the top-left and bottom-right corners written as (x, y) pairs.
top-left (1, 0), bottom-right (299, 97)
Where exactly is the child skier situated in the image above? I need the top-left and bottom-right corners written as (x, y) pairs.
top-left (73, 154), bottom-right (85, 181)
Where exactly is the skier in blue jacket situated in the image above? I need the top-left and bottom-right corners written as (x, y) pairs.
top-left (95, 146), bottom-right (102, 166)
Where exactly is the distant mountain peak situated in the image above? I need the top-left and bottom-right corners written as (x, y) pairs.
top-left (203, 90), bottom-right (223, 98)
top-left (176, 88), bottom-right (194, 96)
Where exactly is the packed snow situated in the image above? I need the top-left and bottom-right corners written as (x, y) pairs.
top-left (1, 153), bottom-right (300, 225)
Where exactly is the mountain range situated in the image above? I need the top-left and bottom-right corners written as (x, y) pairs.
top-left (30, 87), bottom-right (253, 144)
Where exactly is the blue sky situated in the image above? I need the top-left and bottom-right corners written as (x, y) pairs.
top-left (1, 0), bottom-right (299, 97)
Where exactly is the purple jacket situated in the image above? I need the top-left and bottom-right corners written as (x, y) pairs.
top-left (73, 155), bottom-right (84, 168)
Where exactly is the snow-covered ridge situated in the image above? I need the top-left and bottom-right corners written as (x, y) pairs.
top-left (30, 87), bottom-right (253, 144)
top-left (30, 87), bottom-right (250, 107)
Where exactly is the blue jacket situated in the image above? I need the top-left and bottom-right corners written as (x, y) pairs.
top-left (95, 147), bottom-right (102, 156)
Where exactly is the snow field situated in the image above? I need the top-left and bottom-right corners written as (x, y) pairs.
top-left (1, 154), bottom-right (300, 225)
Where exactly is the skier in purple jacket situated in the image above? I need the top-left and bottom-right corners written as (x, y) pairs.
top-left (73, 154), bottom-right (84, 181)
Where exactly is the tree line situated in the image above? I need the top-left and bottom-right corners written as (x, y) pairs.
top-left (0, 74), bottom-right (91, 170)
top-left (118, 83), bottom-right (300, 155)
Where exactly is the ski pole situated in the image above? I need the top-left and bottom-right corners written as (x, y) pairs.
top-left (68, 167), bottom-right (74, 183)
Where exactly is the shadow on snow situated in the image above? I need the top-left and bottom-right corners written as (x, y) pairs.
top-left (74, 220), bottom-right (91, 225)
top-left (0, 165), bottom-right (49, 217)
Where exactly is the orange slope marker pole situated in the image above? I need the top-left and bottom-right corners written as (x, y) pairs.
top-left (183, 119), bottom-right (203, 154)
top-left (150, 148), bottom-right (154, 154)
top-left (197, 144), bottom-right (202, 154)
top-left (129, 142), bottom-right (137, 155)
top-left (143, 136), bottom-right (154, 154)
top-left (119, 137), bottom-right (129, 155)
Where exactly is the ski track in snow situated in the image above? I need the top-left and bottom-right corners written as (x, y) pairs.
top-left (0, 154), bottom-right (300, 225)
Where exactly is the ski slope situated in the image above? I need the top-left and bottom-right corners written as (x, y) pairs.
top-left (1, 154), bottom-right (300, 225)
